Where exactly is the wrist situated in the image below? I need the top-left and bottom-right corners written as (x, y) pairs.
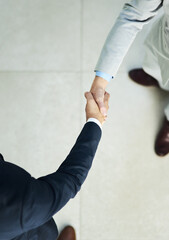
top-left (87, 118), bottom-right (102, 129)
top-left (86, 114), bottom-right (104, 125)
top-left (91, 76), bottom-right (108, 91)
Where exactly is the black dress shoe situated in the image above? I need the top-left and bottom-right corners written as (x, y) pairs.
top-left (155, 117), bottom-right (169, 156)
top-left (128, 68), bottom-right (160, 88)
top-left (57, 226), bottom-right (76, 240)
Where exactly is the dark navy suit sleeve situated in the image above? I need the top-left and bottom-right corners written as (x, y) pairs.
top-left (21, 122), bottom-right (101, 231)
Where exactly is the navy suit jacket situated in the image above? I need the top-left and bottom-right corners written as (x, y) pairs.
top-left (0, 122), bottom-right (102, 240)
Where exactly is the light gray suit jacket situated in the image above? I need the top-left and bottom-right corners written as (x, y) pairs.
top-left (95, 0), bottom-right (169, 78)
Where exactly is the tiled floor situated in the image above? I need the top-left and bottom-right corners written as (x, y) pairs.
top-left (0, 1), bottom-right (169, 240)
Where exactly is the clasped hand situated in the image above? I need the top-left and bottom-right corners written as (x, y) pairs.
top-left (85, 90), bottom-right (110, 125)
top-left (85, 76), bottom-right (110, 125)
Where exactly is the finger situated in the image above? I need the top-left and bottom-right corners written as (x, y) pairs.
top-left (104, 91), bottom-right (110, 102)
top-left (98, 101), bottom-right (107, 117)
top-left (95, 88), bottom-right (105, 104)
top-left (104, 92), bottom-right (110, 109)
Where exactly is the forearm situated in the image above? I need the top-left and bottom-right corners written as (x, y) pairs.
top-left (56, 122), bottom-right (101, 186)
top-left (95, 0), bottom-right (162, 77)
top-left (21, 122), bottom-right (102, 229)
top-left (44, 122), bottom-right (101, 191)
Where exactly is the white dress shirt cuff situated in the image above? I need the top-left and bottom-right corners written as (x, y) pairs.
top-left (87, 118), bottom-right (102, 130)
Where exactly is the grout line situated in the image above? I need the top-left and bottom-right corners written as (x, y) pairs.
top-left (0, 70), bottom-right (81, 73)
top-left (79, 0), bottom-right (84, 239)
top-left (0, 70), bottom-right (95, 74)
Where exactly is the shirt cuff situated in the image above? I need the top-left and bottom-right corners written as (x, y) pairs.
top-left (95, 71), bottom-right (112, 82)
top-left (87, 118), bottom-right (102, 130)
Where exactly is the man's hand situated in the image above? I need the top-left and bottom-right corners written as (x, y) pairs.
top-left (90, 76), bottom-right (109, 117)
top-left (85, 91), bottom-right (110, 125)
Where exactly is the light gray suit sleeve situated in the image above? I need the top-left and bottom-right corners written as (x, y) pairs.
top-left (95, 0), bottom-right (163, 77)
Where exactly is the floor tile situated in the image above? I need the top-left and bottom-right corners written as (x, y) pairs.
top-left (0, 72), bottom-right (81, 238)
top-left (1, 1), bottom-right (169, 239)
top-left (81, 72), bottom-right (169, 240)
top-left (0, 0), bottom-right (81, 71)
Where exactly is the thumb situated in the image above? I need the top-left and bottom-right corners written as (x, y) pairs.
top-left (84, 92), bottom-right (94, 101)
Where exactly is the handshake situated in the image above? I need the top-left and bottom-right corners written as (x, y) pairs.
top-left (85, 76), bottom-right (110, 125)
top-left (85, 90), bottom-right (110, 126)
